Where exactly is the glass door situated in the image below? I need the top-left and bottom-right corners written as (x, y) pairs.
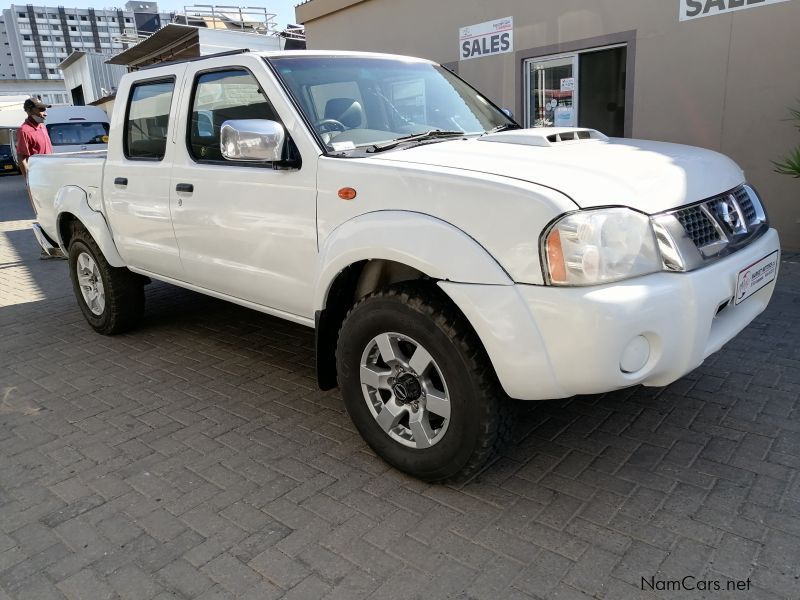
top-left (525, 55), bottom-right (578, 128)
top-left (524, 45), bottom-right (627, 136)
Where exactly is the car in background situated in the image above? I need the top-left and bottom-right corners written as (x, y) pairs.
top-left (45, 106), bottom-right (110, 154)
top-left (0, 142), bottom-right (17, 174)
top-left (0, 128), bottom-right (18, 174)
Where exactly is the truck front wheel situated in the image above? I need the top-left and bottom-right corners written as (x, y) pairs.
top-left (68, 226), bottom-right (144, 335)
top-left (336, 283), bottom-right (511, 482)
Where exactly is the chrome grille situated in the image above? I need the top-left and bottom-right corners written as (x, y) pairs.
top-left (652, 184), bottom-right (769, 272)
top-left (675, 206), bottom-right (720, 248)
top-left (733, 186), bottom-right (757, 224)
top-left (674, 206), bottom-right (721, 247)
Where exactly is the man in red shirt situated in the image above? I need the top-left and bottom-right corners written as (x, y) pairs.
top-left (16, 97), bottom-right (53, 178)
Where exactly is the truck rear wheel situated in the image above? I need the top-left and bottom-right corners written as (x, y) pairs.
top-left (68, 226), bottom-right (144, 335)
top-left (336, 283), bottom-right (512, 482)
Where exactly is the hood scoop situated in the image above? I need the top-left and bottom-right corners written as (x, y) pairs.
top-left (480, 127), bottom-right (609, 147)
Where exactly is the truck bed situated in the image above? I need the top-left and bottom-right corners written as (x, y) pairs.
top-left (27, 150), bottom-right (106, 244)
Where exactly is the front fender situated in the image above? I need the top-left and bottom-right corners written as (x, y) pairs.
top-left (314, 211), bottom-right (512, 310)
top-left (54, 186), bottom-right (126, 268)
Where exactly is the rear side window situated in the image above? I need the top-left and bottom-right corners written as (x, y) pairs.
top-left (188, 69), bottom-right (279, 162)
top-left (125, 79), bottom-right (174, 160)
top-left (47, 122), bottom-right (109, 146)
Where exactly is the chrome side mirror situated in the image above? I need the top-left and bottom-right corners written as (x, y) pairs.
top-left (220, 119), bottom-right (285, 162)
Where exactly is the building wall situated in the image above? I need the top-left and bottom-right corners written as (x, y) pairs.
top-left (299, 0), bottom-right (800, 249)
top-left (197, 28), bottom-right (282, 55)
top-left (61, 53), bottom-right (128, 106)
top-left (0, 79), bottom-right (69, 107)
top-left (0, 15), bottom-right (16, 79)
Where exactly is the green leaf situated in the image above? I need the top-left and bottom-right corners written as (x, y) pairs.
top-left (773, 147), bottom-right (800, 177)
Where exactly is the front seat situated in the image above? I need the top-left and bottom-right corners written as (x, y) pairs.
top-left (324, 98), bottom-right (364, 128)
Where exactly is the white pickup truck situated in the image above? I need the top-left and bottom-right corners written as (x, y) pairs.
top-left (29, 50), bottom-right (780, 481)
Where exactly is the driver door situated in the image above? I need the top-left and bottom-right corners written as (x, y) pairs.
top-left (168, 58), bottom-right (319, 320)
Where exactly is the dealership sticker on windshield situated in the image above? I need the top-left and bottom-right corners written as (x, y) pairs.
top-left (735, 250), bottom-right (778, 305)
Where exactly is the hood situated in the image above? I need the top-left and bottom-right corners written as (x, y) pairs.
top-left (370, 128), bottom-right (745, 214)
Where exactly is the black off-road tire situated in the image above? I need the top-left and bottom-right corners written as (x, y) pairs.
top-left (68, 225), bottom-right (144, 335)
top-left (336, 282), bottom-right (513, 483)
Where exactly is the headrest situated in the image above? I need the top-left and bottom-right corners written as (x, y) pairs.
top-left (324, 97), bottom-right (363, 129)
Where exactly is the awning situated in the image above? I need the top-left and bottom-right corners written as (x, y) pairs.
top-left (106, 24), bottom-right (200, 69)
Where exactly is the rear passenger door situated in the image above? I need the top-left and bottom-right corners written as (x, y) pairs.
top-left (168, 58), bottom-right (318, 320)
top-left (103, 66), bottom-right (187, 279)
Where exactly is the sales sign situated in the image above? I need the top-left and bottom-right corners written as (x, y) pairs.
top-left (679, 0), bottom-right (792, 21)
top-left (459, 17), bottom-right (513, 61)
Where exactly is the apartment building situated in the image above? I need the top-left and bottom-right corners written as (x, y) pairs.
top-left (0, 4), bottom-right (171, 81)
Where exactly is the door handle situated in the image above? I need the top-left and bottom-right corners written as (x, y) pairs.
top-left (175, 183), bottom-right (194, 193)
top-left (114, 177), bottom-right (127, 186)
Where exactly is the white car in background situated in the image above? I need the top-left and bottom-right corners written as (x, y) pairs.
top-left (45, 106), bottom-right (109, 154)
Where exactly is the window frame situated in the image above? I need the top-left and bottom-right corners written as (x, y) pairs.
top-left (515, 31), bottom-right (635, 137)
top-left (123, 75), bottom-right (177, 162)
top-left (184, 65), bottom-right (287, 169)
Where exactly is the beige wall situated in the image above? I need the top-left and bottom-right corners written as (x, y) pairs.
top-left (299, 0), bottom-right (800, 248)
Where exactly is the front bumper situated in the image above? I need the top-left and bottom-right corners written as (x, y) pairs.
top-left (32, 222), bottom-right (65, 258)
top-left (440, 228), bottom-right (780, 400)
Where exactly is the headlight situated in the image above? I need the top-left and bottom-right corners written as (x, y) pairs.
top-left (542, 208), bottom-right (661, 286)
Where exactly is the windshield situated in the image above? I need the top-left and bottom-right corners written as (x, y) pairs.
top-left (268, 56), bottom-right (515, 152)
top-left (46, 121), bottom-right (110, 146)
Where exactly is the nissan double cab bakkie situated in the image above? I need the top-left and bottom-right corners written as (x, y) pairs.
top-left (28, 50), bottom-right (780, 482)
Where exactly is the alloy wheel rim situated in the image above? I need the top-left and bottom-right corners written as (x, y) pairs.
top-left (359, 332), bottom-right (451, 449)
top-left (76, 252), bottom-right (105, 316)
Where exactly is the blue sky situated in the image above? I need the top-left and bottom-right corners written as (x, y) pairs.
top-left (0, 1), bottom-right (302, 29)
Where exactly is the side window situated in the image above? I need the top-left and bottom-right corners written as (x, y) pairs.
top-left (189, 69), bottom-right (279, 162)
top-left (125, 79), bottom-right (174, 160)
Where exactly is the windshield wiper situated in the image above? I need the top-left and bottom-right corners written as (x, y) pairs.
top-left (366, 129), bottom-right (465, 153)
top-left (484, 123), bottom-right (521, 134)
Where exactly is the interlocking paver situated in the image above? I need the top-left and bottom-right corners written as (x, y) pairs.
top-left (2, 176), bottom-right (800, 599)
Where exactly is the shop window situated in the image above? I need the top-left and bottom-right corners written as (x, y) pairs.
top-left (525, 45), bottom-right (627, 137)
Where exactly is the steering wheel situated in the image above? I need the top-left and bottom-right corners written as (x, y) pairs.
top-left (315, 118), bottom-right (346, 134)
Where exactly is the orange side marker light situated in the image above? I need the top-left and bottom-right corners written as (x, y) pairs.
top-left (338, 187), bottom-right (357, 200)
top-left (546, 229), bottom-right (567, 284)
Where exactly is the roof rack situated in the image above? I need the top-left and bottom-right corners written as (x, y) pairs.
top-left (139, 48), bottom-right (251, 71)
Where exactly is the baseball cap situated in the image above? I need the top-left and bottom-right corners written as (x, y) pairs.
top-left (23, 98), bottom-right (51, 111)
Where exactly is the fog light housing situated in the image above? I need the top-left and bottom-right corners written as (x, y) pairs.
top-left (620, 335), bottom-right (650, 374)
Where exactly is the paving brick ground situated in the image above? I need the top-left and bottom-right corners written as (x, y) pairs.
top-left (1, 173), bottom-right (799, 600)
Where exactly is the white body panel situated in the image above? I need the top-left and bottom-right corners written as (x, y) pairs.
top-left (377, 132), bottom-right (746, 214)
top-left (315, 156), bottom-right (576, 286)
top-left (26, 50), bottom-right (781, 402)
